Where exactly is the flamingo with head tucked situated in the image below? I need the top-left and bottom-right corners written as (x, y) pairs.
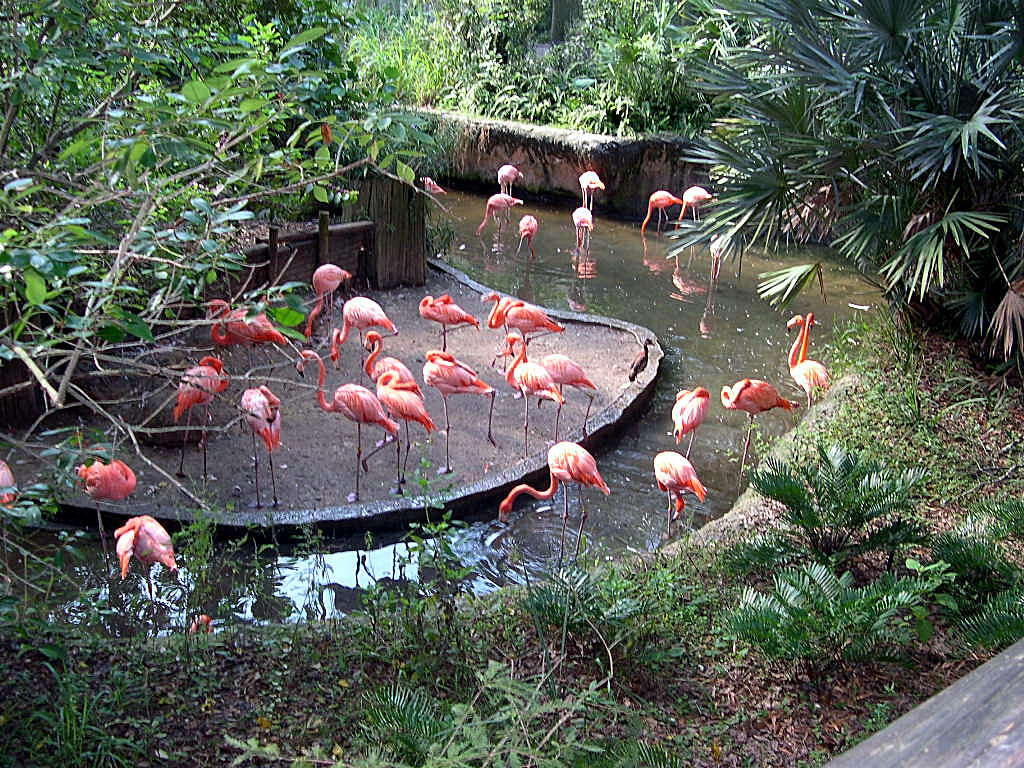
top-left (423, 350), bottom-right (496, 473)
top-left (298, 350), bottom-right (398, 502)
top-left (208, 299), bottom-right (287, 368)
top-left (241, 385), bottom-right (282, 508)
top-left (787, 312), bottom-right (830, 407)
top-left (0, 460), bottom-right (15, 507)
top-left (418, 294), bottom-right (480, 351)
top-left (721, 379), bottom-right (798, 477)
top-left (421, 177), bottom-right (447, 195)
top-left (671, 386), bottom-right (710, 458)
top-left (653, 451), bottom-right (707, 538)
top-left (305, 264), bottom-right (352, 340)
top-left (77, 459), bottom-right (136, 553)
top-left (173, 356), bottom-right (228, 479)
top-left (499, 441), bottom-right (609, 563)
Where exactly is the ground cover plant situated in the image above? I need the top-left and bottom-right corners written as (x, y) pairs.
top-left (1, 312), bottom-right (1022, 766)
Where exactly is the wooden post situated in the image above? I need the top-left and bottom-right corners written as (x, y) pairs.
top-left (317, 211), bottom-right (329, 269)
top-left (268, 225), bottom-right (279, 284)
top-left (357, 176), bottom-right (426, 289)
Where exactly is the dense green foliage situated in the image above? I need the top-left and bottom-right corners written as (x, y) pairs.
top-left (346, 0), bottom-right (740, 136)
top-left (677, 0), bottom-right (1024, 363)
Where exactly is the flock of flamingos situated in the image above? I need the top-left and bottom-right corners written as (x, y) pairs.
top-left (0, 166), bottom-right (830, 612)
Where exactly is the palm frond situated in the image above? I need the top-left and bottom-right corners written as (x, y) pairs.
top-left (988, 278), bottom-right (1024, 360)
top-left (757, 263), bottom-right (826, 309)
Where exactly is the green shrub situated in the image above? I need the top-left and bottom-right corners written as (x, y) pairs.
top-left (730, 562), bottom-right (943, 673)
top-left (726, 444), bottom-right (927, 573)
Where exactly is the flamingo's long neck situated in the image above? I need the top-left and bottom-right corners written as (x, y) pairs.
top-left (364, 339), bottom-right (380, 378)
top-left (506, 473), bottom-right (560, 506)
top-left (641, 201), bottom-right (654, 232)
top-left (306, 353), bottom-right (331, 412)
top-left (788, 318), bottom-right (806, 369)
top-left (486, 299), bottom-right (504, 329)
top-left (801, 314), bottom-right (814, 363)
top-left (505, 341), bottom-right (526, 387)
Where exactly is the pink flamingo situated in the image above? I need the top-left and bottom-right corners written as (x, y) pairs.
top-left (418, 294), bottom-right (480, 351)
top-left (335, 296), bottom-right (397, 371)
top-left (241, 385), bottom-right (282, 507)
top-left (305, 264), bottom-right (352, 340)
top-left (572, 206), bottom-right (594, 250)
top-left (579, 171), bottom-right (605, 210)
top-left (497, 164), bottom-right (523, 197)
top-left (298, 350), bottom-right (398, 502)
top-left (540, 353), bottom-right (597, 440)
top-left (517, 215), bottom-right (538, 257)
top-left (0, 459), bottom-right (15, 506)
top-left (189, 614), bottom-right (214, 634)
top-left (376, 370), bottom-right (436, 491)
top-left (787, 312), bottom-right (830, 407)
top-left (423, 350), bottom-right (496, 473)
top-left (653, 451), bottom-right (707, 537)
top-left (671, 386), bottom-right (711, 458)
top-left (503, 333), bottom-right (564, 458)
top-left (77, 459), bottom-right (136, 550)
top-left (721, 379), bottom-right (798, 476)
top-left (208, 299), bottom-right (288, 368)
top-left (677, 185), bottom-right (714, 224)
top-left (172, 356), bottom-right (229, 478)
top-left (421, 177), bottom-right (447, 195)
top-left (358, 330), bottom-right (421, 394)
top-left (642, 191), bottom-right (684, 233)
top-left (498, 441), bottom-right (610, 562)
top-left (113, 515), bottom-right (177, 601)
top-left (483, 293), bottom-right (564, 344)
top-left (476, 193), bottom-right (523, 235)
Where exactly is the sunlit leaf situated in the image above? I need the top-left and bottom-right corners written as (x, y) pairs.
top-left (757, 263), bottom-right (826, 309)
top-left (23, 268), bottom-right (46, 306)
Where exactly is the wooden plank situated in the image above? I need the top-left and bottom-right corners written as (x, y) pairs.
top-left (827, 639), bottom-right (1024, 767)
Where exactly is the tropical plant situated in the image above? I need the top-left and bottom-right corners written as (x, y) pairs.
top-left (730, 562), bottom-right (943, 674)
top-left (677, 0), bottom-right (1024, 361)
top-left (725, 444), bottom-right (927, 573)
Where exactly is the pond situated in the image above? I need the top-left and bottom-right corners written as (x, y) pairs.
top-left (14, 189), bottom-right (880, 634)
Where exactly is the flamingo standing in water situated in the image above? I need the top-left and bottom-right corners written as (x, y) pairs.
top-left (499, 441), bottom-right (610, 563)
top-left (423, 350), bottom-right (496, 473)
top-left (241, 385), bottom-right (282, 507)
top-left (113, 515), bottom-right (177, 601)
top-left (305, 264), bottom-right (352, 340)
top-left (721, 379), bottom-right (798, 476)
top-left (0, 459), bottom-right (15, 506)
top-left (677, 185), bottom-right (714, 224)
top-left (641, 191), bottom-right (685, 234)
top-left (376, 370), bottom-right (436, 491)
top-left (517, 215), bottom-right (538, 257)
top-left (653, 451), bottom-right (707, 537)
top-left (540, 353), bottom-right (597, 440)
top-left (418, 294), bottom-right (480, 351)
top-left (298, 350), bottom-right (398, 502)
top-left (173, 356), bottom-right (229, 479)
top-left (671, 386), bottom-right (710, 458)
top-left (502, 333), bottom-right (564, 458)
top-left (477, 193), bottom-right (523, 235)
top-left (572, 207), bottom-right (594, 250)
top-left (208, 300), bottom-right (288, 366)
top-left (787, 312), bottom-right (830, 407)
top-left (421, 177), bottom-right (447, 195)
top-left (579, 171), bottom-right (605, 210)
top-left (77, 459), bottom-right (136, 553)
top-left (497, 164), bottom-right (524, 197)
top-left (358, 330), bottom-right (421, 394)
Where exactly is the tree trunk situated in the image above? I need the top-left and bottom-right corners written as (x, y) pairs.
top-left (550, 0), bottom-right (581, 43)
